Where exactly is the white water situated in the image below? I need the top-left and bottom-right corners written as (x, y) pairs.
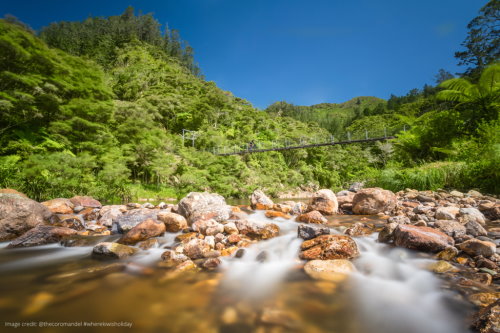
top-left (220, 211), bottom-right (469, 332)
top-left (220, 211), bottom-right (303, 299)
top-left (352, 234), bottom-right (469, 333)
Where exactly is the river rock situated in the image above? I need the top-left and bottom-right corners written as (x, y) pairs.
top-left (459, 208), bottom-right (486, 225)
top-left (435, 206), bottom-right (460, 220)
top-left (435, 220), bottom-right (466, 238)
top-left (427, 260), bottom-right (459, 273)
top-left (7, 225), bottom-right (77, 248)
top-left (178, 192), bottom-right (231, 224)
top-left (307, 189), bottom-right (338, 215)
top-left (0, 193), bottom-right (52, 241)
top-left (50, 214), bottom-right (85, 230)
top-left (184, 238), bottom-right (211, 259)
top-left (224, 222), bottom-right (239, 235)
top-left (337, 190), bottom-right (355, 207)
top-left (69, 196), bottom-right (101, 208)
top-left (304, 259), bottom-right (355, 281)
top-left (471, 299), bottom-right (500, 333)
top-left (393, 224), bottom-right (454, 253)
top-left (92, 242), bottom-right (138, 259)
top-left (250, 189), bottom-right (274, 210)
top-left (345, 222), bottom-right (374, 237)
top-left (265, 210), bottom-right (291, 219)
top-left (352, 188), bottom-right (397, 215)
top-left (272, 203), bottom-right (292, 214)
top-left (0, 188), bottom-right (27, 197)
top-left (458, 239), bottom-right (496, 257)
top-left (113, 208), bottom-right (159, 233)
top-left (297, 210), bottom-right (327, 224)
top-left (298, 224), bottom-right (330, 240)
top-left (300, 234), bottom-right (359, 260)
top-left (235, 220), bottom-right (280, 240)
top-left (97, 205), bottom-right (126, 227)
top-left (469, 293), bottom-right (500, 308)
top-left (436, 246), bottom-right (459, 261)
top-left (291, 202), bottom-right (308, 215)
top-left (387, 215), bottom-right (411, 225)
top-left (42, 198), bottom-right (74, 214)
top-left (118, 218), bottom-right (165, 245)
top-left (157, 212), bottom-right (188, 232)
top-left (160, 250), bottom-right (189, 268)
top-left (192, 219), bottom-right (224, 236)
top-left (466, 220), bottom-right (488, 237)
top-left (378, 222), bottom-right (398, 243)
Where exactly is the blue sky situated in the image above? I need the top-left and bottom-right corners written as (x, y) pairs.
top-left (1, 0), bottom-right (486, 108)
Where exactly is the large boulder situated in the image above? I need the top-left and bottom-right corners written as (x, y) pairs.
top-left (296, 210), bottom-right (327, 224)
top-left (69, 196), bottom-right (102, 208)
top-left (307, 189), bottom-right (338, 215)
top-left (235, 220), bottom-right (280, 240)
top-left (0, 188), bottom-right (27, 197)
top-left (352, 188), bottom-right (397, 215)
top-left (7, 225), bottom-right (77, 248)
top-left (304, 259), bottom-right (355, 281)
top-left (465, 220), bottom-right (488, 237)
top-left (177, 192), bottom-right (231, 224)
top-left (118, 218), bottom-right (166, 245)
top-left (393, 224), bottom-right (454, 253)
top-left (0, 193), bottom-right (52, 241)
top-left (42, 198), bottom-right (74, 214)
top-left (250, 190), bottom-right (274, 210)
top-left (113, 208), bottom-right (159, 233)
top-left (157, 212), bottom-right (188, 232)
top-left (97, 205), bottom-right (127, 227)
top-left (299, 234), bottom-right (359, 260)
top-left (92, 242), bottom-right (138, 259)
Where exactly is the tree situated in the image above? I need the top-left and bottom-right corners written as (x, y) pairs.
top-left (455, 0), bottom-right (500, 78)
top-left (434, 69), bottom-right (454, 84)
top-left (437, 63), bottom-right (499, 132)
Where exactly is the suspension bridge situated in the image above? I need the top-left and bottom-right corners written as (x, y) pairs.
top-left (182, 126), bottom-right (407, 156)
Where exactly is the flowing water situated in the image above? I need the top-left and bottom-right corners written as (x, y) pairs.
top-left (0, 209), bottom-right (473, 332)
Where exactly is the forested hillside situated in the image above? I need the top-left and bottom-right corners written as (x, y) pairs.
top-left (0, 3), bottom-right (498, 202)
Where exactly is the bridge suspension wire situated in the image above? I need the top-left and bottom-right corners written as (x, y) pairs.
top-left (182, 126), bottom-right (408, 156)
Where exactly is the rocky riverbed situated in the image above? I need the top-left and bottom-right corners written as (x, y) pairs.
top-left (0, 187), bottom-right (498, 332)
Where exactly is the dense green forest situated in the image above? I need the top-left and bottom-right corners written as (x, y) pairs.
top-left (0, 3), bottom-right (498, 202)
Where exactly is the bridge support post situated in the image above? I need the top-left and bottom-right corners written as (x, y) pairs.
top-left (347, 132), bottom-right (351, 141)
top-left (365, 130), bottom-right (368, 139)
top-left (384, 127), bottom-right (387, 138)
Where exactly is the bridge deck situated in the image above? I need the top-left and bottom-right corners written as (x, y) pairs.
top-left (216, 136), bottom-right (395, 156)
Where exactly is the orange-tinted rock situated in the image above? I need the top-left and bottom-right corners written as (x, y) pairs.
top-left (69, 196), bottom-right (102, 208)
top-left (299, 234), bottom-right (359, 260)
top-left (308, 189), bottom-right (338, 215)
top-left (352, 188), bottom-right (397, 215)
top-left (0, 188), bottom-right (27, 198)
top-left (49, 214), bottom-right (85, 230)
top-left (235, 220), bottom-right (280, 240)
top-left (394, 224), bottom-right (454, 253)
top-left (265, 210), bottom-right (291, 219)
top-left (297, 210), bottom-right (327, 224)
top-left (177, 192), bottom-right (231, 223)
top-left (42, 198), bottom-right (74, 214)
top-left (157, 212), bottom-right (188, 232)
top-left (118, 218), bottom-right (166, 245)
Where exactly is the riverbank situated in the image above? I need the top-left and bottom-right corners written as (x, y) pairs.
top-left (0, 187), bottom-right (498, 332)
